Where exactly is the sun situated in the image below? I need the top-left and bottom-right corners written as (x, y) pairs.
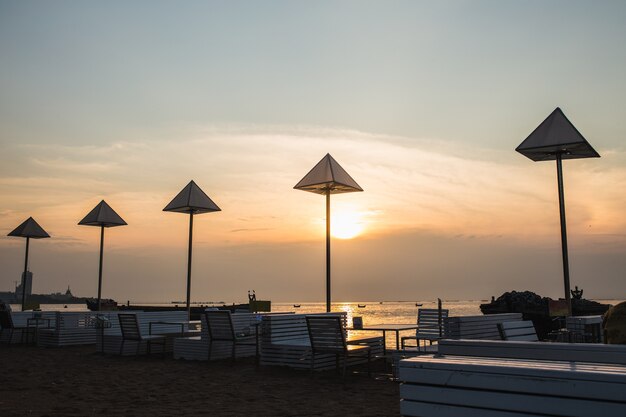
top-left (331, 212), bottom-right (364, 239)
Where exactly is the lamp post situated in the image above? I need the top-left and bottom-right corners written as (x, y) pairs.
top-left (164, 180), bottom-right (221, 318)
top-left (516, 107), bottom-right (600, 316)
top-left (294, 154), bottom-right (363, 312)
top-left (8, 217), bottom-right (50, 311)
top-left (78, 200), bottom-right (127, 311)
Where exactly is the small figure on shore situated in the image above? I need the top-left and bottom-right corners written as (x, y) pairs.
top-left (571, 286), bottom-right (584, 300)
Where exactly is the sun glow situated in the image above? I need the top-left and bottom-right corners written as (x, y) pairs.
top-left (331, 212), bottom-right (364, 239)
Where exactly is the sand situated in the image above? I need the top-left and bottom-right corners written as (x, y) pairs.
top-left (0, 345), bottom-right (400, 417)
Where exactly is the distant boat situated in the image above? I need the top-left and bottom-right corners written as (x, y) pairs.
top-left (358, 304), bottom-right (366, 308)
top-left (293, 304), bottom-right (301, 308)
top-left (415, 303), bottom-right (423, 307)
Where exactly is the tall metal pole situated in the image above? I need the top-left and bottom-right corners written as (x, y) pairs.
top-left (21, 237), bottom-right (30, 311)
top-left (186, 211), bottom-right (194, 319)
top-left (97, 225), bottom-right (104, 311)
top-left (326, 191), bottom-right (331, 313)
top-left (556, 153), bottom-right (572, 316)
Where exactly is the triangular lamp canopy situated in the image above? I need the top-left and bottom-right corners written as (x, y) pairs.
top-left (78, 200), bottom-right (127, 227)
top-left (163, 180), bottom-right (221, 214)
top-left (516, 107), bottom-right (600, 162)
top-left (8, 217), bottom-right (51, 238)
top-left (294, 153), bottom-right (363, 195)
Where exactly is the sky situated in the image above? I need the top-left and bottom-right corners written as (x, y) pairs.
top-left (1, 1), bottom-right (625, 303)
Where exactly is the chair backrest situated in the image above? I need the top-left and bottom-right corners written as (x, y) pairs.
top-left (444, 313), bottom-right (523, 340)
top-left (416, 308), bottom-right (449, 338)
top-left (306, 315), bottom-right (346, 353)
top-left (118, 313), bottom-right (141, 341)
top-left (0, 310), bottom-right (15, 329)
top-left (205, 310), bottom-right (236, 341)
top-left (498, 320), bottom-right (539, 341)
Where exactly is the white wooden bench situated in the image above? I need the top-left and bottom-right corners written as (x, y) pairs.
top-left (259, 312), bottom-right (384, 371)
top-left (174, 312), bottom-right (261, 361)
top-left (498, 320), bottom-right (539, 341)
top-left (394, 313), bottom-right (523, 363)
top-left (96, 311), bottom-right (197, 355)
top-left (399, 354), bottom-right (626, 417)
top-left (437, 339), bottom-right (626, 364)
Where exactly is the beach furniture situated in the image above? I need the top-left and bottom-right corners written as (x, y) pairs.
top-left (398, 353), bottom-right (626, 416)
top-left (37, 311), bottom-right (99, 347)
top-left (399, 339), bottom-right (626, 416)
top-left (498, 320), bottom-right (539, 341)
top-left (392, 313), bottom-right (524, 377)
top-left (306, 315), bottom-right (372, 377)
top-left (97, 311), bottom-right (195, 355)
top-left (204, 310), bottom-right (257, 361)
top-left (566, 315), bottom-right (603, 343)
top-left (348, 323), bottom-right (420, 352)
top-left (444, 313), bottom-right (523, 340)
top-left (118, 313), bottom-right (166, 355)
top-left (435, 339), bottom-right (626, 364)
top-left (0, 310), bottom-right (52, 344)
top-left (173, 312), bottom-right (264, 361)
top-left (400, 308), bottom-right (449, 350)
top-left (259, 312), bottom-right (384, 371)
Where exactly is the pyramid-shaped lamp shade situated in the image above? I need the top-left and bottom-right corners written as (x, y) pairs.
top-left (8, 217), bottom-right (51, 239)
top-left (8, 217), bottom-right (50, 311)
top-left (516, 107), bottom-right (600, 162)
top-left (294, 154), bottom-right (363, 194)
top-left (516, 107), bottom-right (600, 317)
top-left (163, 180), bottom-right (221, 318)
top-left (163, 180), bottom-right (221, 214)
top-left (294, 154), bottom-right (363, 313)
top-left (78, 200), bottom-right (127, 227)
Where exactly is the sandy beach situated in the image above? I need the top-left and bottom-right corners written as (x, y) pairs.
top-left (0, 345), bottom-right (399, 417)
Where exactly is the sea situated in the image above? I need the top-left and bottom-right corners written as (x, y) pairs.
top-left (11, 299), bottom-right (624, 323)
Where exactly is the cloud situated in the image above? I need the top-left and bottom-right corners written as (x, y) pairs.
top-left (1, 124), bottom-right (625, 301)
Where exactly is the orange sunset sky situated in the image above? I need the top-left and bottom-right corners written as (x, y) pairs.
top-left (1, 2), bottom-right (625, 303)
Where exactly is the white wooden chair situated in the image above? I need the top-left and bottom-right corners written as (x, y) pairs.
top-left (498, 320), bottom-right (539, 341)
top-left (118, 313), bottom-right (166, 355)
top-left (204, 310), bottom-right (257, 362)
top-left (401, 308), bottom-right (449, 350)
top-left (306, 315), bottom-right (371, 377)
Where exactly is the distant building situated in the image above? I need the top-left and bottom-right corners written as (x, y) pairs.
top-left (15, 271), bottom-right (33, 300)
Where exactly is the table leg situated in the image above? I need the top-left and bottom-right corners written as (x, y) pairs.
top-left (382, 330), bottom-right (387, 356)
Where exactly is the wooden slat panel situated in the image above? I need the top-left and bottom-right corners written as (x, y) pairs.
top-left (498, 321), bottom-right (538, 341)
top-left (399, 367), bottom-right (626, 401)
top-left (400, 399), bottom-right (543, 417)
top-left (400, 384), bottom-right (625, 417)
top-left (400, 356), bottom-right (626, 382)
top-left (438, 339), bottom-right (626, 364)
top-left (399, 353), bottom-right (626, 417)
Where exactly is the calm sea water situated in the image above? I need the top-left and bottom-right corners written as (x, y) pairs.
top-left (13, 299), bottom-right (624, 323)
